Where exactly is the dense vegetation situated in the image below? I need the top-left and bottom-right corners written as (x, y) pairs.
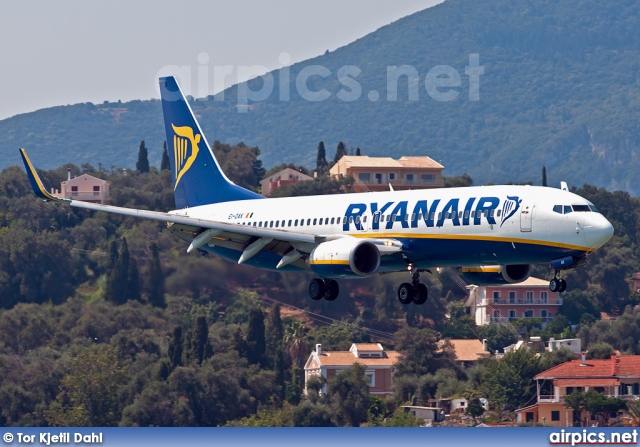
top-left (2, 0), bottom-right (640, 193)
top-left (0, 149), bottom-right (639, 426)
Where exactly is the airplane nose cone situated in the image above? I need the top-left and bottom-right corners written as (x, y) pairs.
top-left (584, 214), bottom-right (614, 249)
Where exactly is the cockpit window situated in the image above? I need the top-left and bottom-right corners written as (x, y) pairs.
top-left (563, 205), bottom-right (572, 214)
top-left (589, 205), bottom-right (598, 212)
top-left (572, 205), bottom-right (591, 212)
top-left (553, 205), bottom-right (562, 214)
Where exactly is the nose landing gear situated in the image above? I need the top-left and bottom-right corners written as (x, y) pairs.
top-left (397, 266), bottom-right (429, 305)
top-left (549, 270), bottom-right (567, 293)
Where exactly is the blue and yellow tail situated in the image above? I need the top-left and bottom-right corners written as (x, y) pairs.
top-left (159, 76), bottom-right (263, 208)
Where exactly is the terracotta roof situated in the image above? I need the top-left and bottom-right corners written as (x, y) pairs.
top-left (338, 156), bottom-right (403, 168)
top-left (314, 350), bottom-right (401, 367)
top-left (397, 156), bottom-right (444, 169)
top-left (439, 339), bottom-right (490, 362)
top-left (535, 356), bottom-right (640, 380)
top-left (492, 276), bottom-right (550, 287)
top-left (554, 378), bottom-right (620, 387)
top-left (353, 343), bottom-right (384, 351)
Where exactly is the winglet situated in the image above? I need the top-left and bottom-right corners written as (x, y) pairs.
top-left (19, 148), bottom-right (69, 202)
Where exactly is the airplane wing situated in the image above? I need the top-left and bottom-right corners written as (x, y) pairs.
top-left (20, 149), bottom-right (401, 268)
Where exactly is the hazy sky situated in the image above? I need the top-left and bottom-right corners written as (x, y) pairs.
top-left (0, 0), bottom-right (443, 121)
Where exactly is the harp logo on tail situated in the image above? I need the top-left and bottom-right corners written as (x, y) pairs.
top-left (500, 195), bottom-right (522, 227)
top-left (172, 124), bottom-right (201, 190)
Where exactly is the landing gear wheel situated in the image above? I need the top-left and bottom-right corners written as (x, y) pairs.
top-left (413, 283), bottom-right (428, 305)
top-left (558, 279), bottom-right (567, 293)
top-left (309, 278), bottom-right (325, 300)
top-left (398, 283), bottom-right (414, 305)
top-left (549, 278), bottom-right (559, 292)
top-left (324, 279), bottom-right (339, 301)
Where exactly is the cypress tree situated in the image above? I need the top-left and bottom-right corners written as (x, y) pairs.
top-left (168, 326), bottom-right (183, 369)
top-left (128, 256), bottom-right (141, 303)
top-left (266, 303), bottom-right (284, 363)
top-left (105, 238), bottom-right (130, 304)
top-left (146, 243), bottom-right (166, 308)
top-left (160, 141), bottom-right (170, 171)
top-left (334, 141), bottom-right (347, 163)
top-left (192, 315), bottom-right (212, 365)
top-left (246, 308), bottom-right (266, 366)
top-left (316, 141), bottom-right (327, 176)
top-left (274, 346), bottom-right (286, 401)
top-left (542, 166), bottom-right (547, 187)
top-left (356, 147), bottom-right (361, 156)
top-left (136, 140), bottom-right (150, 173)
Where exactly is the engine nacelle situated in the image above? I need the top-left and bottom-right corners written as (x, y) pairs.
top-left (309, 238), bottom-right (380, 278)
top-left (460, 264), bottom-right (532, 285)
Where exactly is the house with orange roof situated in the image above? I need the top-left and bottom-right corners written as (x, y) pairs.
top-left (438, 339), bottom-right (491, 367)
top-left (330, 155), bottom-right (444, 192)
top-left (516, 354), bottom-right (640, 427)
top-left (303, 343), bottom-right (400, 398)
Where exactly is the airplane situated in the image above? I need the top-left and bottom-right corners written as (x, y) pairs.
top-left (20, 75), bottom-right (614, 305)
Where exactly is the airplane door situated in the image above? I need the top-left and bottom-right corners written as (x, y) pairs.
top-left (520, 202), bottom-right (534, 232)
top-left (372, 211), bottom-right (380, 232)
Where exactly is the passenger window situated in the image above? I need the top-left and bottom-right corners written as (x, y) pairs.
top-left (349, 216), bottom-right (353, 223)
top-left (275, 221), bottom-right (279, 228)
top-left (313, 218), bottom-right (317, 225)
top-left (438, 212), bottom-right (442, 220)
top-left (281, 220), bottom-right (285, 227)
top-left (288, 220), bottom-right (292, 226)
top-left (464, 210), bottom-right (469, 218)
top-left (294, 219), bottom-right (298, 226)
top-left (430, 212), bottom-right (435, 220)
top-left (417, 213), bottom-right (423, 220)
top-left (373, 214), bottom-right (379, 223)
top-left (564, 205), bottom-right (572, 214)
top-left (496, 209), bottom-right (501, 217)
top-left (331, 217), bottom-right (335, 224)
top-left (270, 221), bottom-right (274, 228)
top-left (307, 219), bottom-right (311, 225)
top-left (553, 205), bottom-right (562, 214)
top-left (470, 211), bottom-right (475, 218)
top-left (356, 216), bottom-right (361, 224)
top-left (392, 215), bottom-right (397, 222)
top-left (490, 209), bottom-right (495, 217)
top-left (253, 222), bottom-right (257, 226)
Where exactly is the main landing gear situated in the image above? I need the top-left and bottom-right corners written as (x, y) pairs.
top-left (397, 266), bottom-right (428, 305)
top-left (549, 270), bottom-right (567, 293)
top-left (309, 278), bottom-right (340, 301)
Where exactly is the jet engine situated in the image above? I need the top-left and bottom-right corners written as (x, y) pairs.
top-left (309, 238), bottom-right (380, 278)
top-left (459, 264), bottom-right (532, 285)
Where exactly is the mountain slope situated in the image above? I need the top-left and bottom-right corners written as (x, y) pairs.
top-left (1, 0), bottom-right (640, 192)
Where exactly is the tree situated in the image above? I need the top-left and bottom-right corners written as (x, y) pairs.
top-left (327, 363), bottom-right (370, 426)
top-left (46, 346), bottom-right (127, 426)
top-left (394, 327), bottom-right (454, 377)
top-left (104, 238), bottom-right (133, 305)
top-left (334, 141), bottom-right (347, 163)
top-left (191, 315), bottom-right (212, 365)
top-left (168, 326), bottom-right (184, 369)
top-left (246, 308), bottom-right (266, 366)
top-left (160, 141), bottom-right (170, 171)
top-left (586, 342), bottom-right (615, 360)
top-left (356, 147), bottom-right (361, 156)
top-left (316, 141), bottom-right (328, 176)
top-left (466, 398), bottom-right (485, 418)
top-left (274, 347), bottom-right (286, 401)
top-left (542, 166), bottom-right (547, 187)
top-left (292, 401), bottom-right (335, 427)
top-left (265, 303), bottom-right (284, 363)
top-left (146, 243), bottom-right (166, 308)
top-left (136, 140), bottom-right (150, 173)
top-left (284, 320), bottom-right (308, 367)
top-left (482, 347), bottom-right (545, 411)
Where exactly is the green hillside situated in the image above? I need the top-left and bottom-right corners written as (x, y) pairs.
top-left (1, 0), bottom-right (640, 192)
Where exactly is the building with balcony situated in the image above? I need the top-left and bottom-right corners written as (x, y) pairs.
top-left (303, 343), bottom-right (400, 398)
top-left (633, 272), bottom-right (640, 294)
top-left (464, 277), bottom-right (562, 326)
top-left (260, 167), bottom-right (313, 196)
top-left (516, 354), bottom-right (640, 426)
top-left (329, 155), bottom-right (444, 192)
top-left (51, 170), bottom-right (110, 204)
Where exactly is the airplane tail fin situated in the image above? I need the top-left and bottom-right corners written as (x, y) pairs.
top-left (159, 76), bottom-right (263, 208)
